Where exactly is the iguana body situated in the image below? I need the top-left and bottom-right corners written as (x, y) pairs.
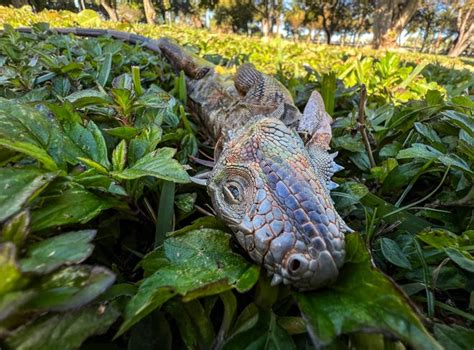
top-left (14, 27), bottom-right (350, 290)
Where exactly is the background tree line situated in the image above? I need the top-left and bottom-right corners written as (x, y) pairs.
top-left (1, 0), bottom-right (472, 56)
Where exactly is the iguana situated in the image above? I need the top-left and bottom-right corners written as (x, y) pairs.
top-left (13, 27), bottom-right (351, 291)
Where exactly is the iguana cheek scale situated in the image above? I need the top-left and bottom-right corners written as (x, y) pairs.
top-left (15, 28), bottom-right (352, 291)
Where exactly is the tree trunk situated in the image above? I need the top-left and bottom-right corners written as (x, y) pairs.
top-left (373, 0), bottom-right (419, 49)
top-left (448, 7), bottom-right (473, 57)
top-left (11, 0), bottom-right (29, 7)
top-left (261, 18), bottom-right (271, 39)
top-left (324, 27), bottom-right (331, 44)
top-left (100, 0), bottom-right (119, 21)
top-left (420, 21), bottom-right (431, 52)
top-left (143, 0), bottom-right (157, 25)
top-left (434, 31), bottom-right (443, 53)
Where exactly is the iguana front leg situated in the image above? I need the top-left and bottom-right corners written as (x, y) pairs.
top-left (158, 39), bottom-right (349, 291)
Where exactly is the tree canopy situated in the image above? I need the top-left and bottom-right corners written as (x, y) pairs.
top-left (1, 0), bottom-right (472, 55)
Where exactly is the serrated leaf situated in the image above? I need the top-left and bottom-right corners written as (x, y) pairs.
top-left (31, 187), bottom-right (121, 232)
top-left (24, 265), bottom-right (115, 311)
top-left (127, 125), bottom-right (162, 165)
top-left (0, 139), bottom-right (59, 171)
top-left (116, 229), bottom-right (259, 337)
top-left (5, 303), bottom-right (119, 350)
top-left (0, 168), bottom-right (57, 222)
top-left (0, 98), bottom-right (67, 167)
top-left (65, 89), bottom-right (113, 108)
top-left (20, 230), bottom-right (96, 274)
top-left (295, 233), bottom-right (441, 350)
top-left (64, 121), bottom-right (110, 168)
top-left (112, 147), bottom-right (190, 183)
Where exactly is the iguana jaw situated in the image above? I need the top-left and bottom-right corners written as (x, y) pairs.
top-left (208, 118), bottom-right (346, 291)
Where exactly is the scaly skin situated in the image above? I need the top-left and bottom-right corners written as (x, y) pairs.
top-left (158, 39), bottom-right (351, 290)
top-left (12, 28), bottom-right (351, 290)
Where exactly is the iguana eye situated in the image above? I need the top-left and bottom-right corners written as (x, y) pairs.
top-left (223, 183), bottom-right (241, 204)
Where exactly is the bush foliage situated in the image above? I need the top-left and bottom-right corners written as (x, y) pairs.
top-left (0, 7), bottom-right (473, 350)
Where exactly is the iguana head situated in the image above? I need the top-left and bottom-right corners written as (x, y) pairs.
top-left (208, 116), bottom-right (348, 291)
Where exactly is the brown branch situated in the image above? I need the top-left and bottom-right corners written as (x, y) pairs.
top-left (357, 84), bottom-right (376, 168)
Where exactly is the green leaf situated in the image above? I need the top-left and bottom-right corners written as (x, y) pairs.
top-left (320, 72), bottom-right (336, 116)
top-left (336, 181), bottom-right (431, 234)
top-left (417, 229), bottom-right (471, 249)
top-left (75, 9), bottom-right (102, 26)
top-left (223, 306), bottom-right (296, 350)
top-left (445, 248), bottom-right (474, 272)
top-left (128, 125), bottom-right (162, 165)
top-left (380, 237), bottom-right (412, 269)
top-left (112, 148), bottom-right (190, 183)
top-left (295, 233), bottom-right (442, 350)
top-left (155, 181), bottom-right (175, 247)
top-left (24, 265), bottom-right (115, 311)
top-left (112, 139), bottom-right (127, 172)
top-left (132, 66), bottom-right (143, 96)
top-left (433, 323), bottom-right (474, 350)
top-left (64, 121), bottom-right (110, 168)
top-left (0, 290), bottom-right (36, 322)
top-left (77, 157), bottom-right (109, 174)
top-left (46, 102), bottom-right (81, 123)
top-left (1, 210), bottom-right (30, 247)
top-left (105, 126), bottom-right (140, 139)
top-left (97, 52), bottom-right (112, 87)
top-left (414, 122), bottom-right (444, 150)
top-left (116, 229), bottom-right (259, 337)
top-left (0, 139), bottom-right (59, 171)
top-left (65, 89), bottom-right (113, 108)
top-left (0, 168), bottom-right (57, 222)
top-left (0, 98), bottom-right (67, 167)
top-left (5, 303), bottom-right (120, 350)
top-left (441, 110), bottom-right (474, 136)
top-left (20, 230), bottom-right (96, 274)
top-left (31, 187), bottom-right (121, 232)
top-left (0, 242), bottom-right (22, 295)
top-left (84, 120), bottom-right (111, 168)
top-left (398, 62), bottom-right (427, 89)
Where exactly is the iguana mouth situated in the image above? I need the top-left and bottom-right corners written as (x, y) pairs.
top-left (208, 118), bottom-right (346, 290)
top-left (156, 37), bottom-right (351, 291)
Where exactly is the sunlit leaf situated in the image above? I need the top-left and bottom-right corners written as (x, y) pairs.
top-left (295, 233), bottom-right (442, 350)
top-left (112, 148), bottom-right (190, 183)
top-left (116, 229), bottom-right (260, 336)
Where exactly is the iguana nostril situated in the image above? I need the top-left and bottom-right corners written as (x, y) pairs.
top-left (287, 254), bottom-right (308, 275)
top-left (290, 258), bottom-right (301, 272)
